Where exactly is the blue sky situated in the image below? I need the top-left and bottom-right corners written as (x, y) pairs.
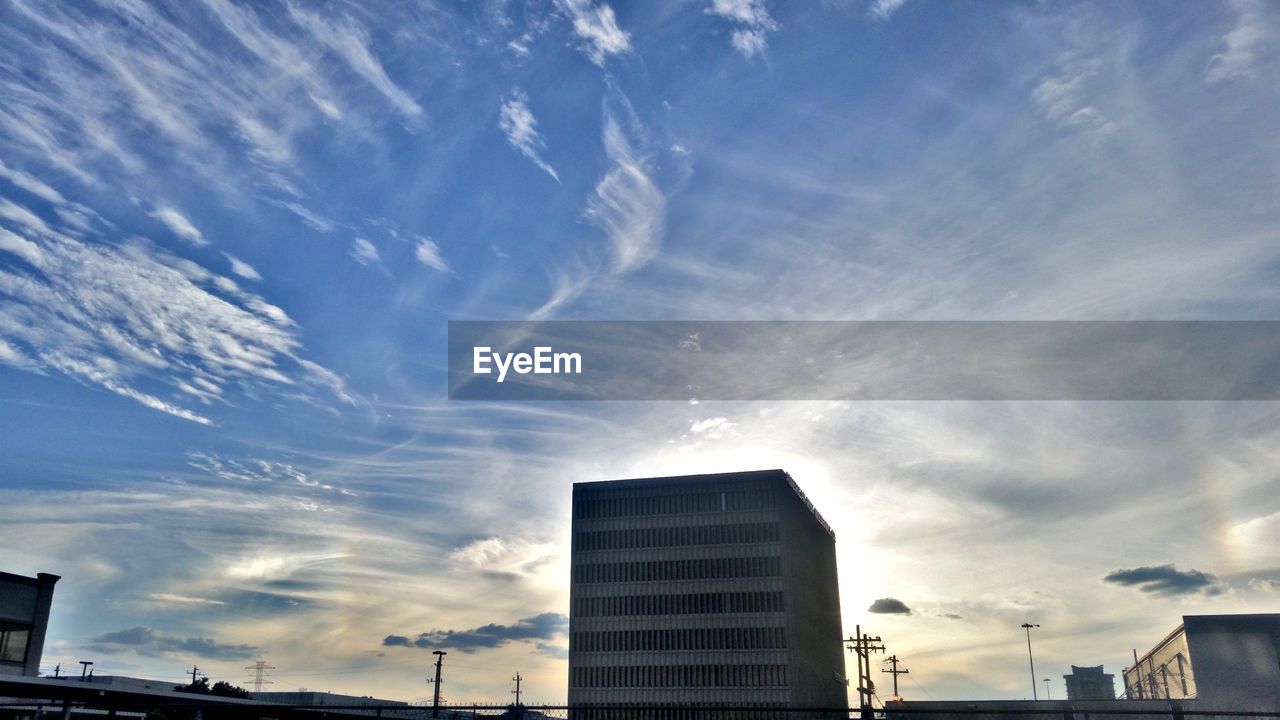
top-left (1, 0), bottom-right (1279, 705)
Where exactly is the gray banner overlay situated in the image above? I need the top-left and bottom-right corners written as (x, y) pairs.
top-left (447, 321), bottom-right (1280, 401)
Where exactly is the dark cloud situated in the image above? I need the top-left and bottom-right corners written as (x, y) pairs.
top-left (535, 642), bottom-right (568, 659)
top-left (939, 612), bottom-right (964, 620)
top-left (383, 612), bottom-right (567, 653)
top-left (868, 598), bottom-right (912, 615)
top-left (1103, 565), bottom-right (1221, 596)
top-left (222, 589), bottom-right (313, 614)
top-left (88, 626), bottom-right (258, 660)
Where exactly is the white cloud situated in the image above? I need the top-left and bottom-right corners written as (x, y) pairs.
top-left (148, 593), bottom-right (226, 606)
top-left (690, 416), bottom-right (737, 439)
top-left (731, 29), bottom-right (769, 58)
top-left (0, 198), bottom-right (51, 234)
top-left (151, 206), bottom-right (207, 246)
top-left (286, 4), bottom-right (423, 118)
top-left (223, 253), bottom-right (262, 281)
top-left (556, 0), bottom-right (631, 65)
top-left (349, 237), bottom-right (381, 266)
top-left (0, 0), bottom-right (423, 201)
top-left (414, 237), bottom-right (451, 273)
top-left (868, 0), bottom-right (907, 21)
top-left (0, 159), bottom-right (65, 204)
top-left (587, 110), bottom-right (666, 274)
top-left (499, 92), bottom-right (560, 182)
top-left (528, 101), bottom-right (665, 319)
top-left (708, 0), bottom-right (778, 57)
top-left (270, 200), bottom-right (340, 233)
top-left (0, 200), bottom-right (350, 424)
top-left (1207, 0), bottom-right (1275, 83)
top-left (1032, 57), bottom-right (1116, 137)
top-left (0, 227), bottom-right (46, 267)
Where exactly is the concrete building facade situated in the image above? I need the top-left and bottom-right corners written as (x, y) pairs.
top-left (0, 572), bottom-right (59, 677)
top-left (568, 469), bottom-right (846, 713)
top-left (1123, 614), bottom-right (1280, 711)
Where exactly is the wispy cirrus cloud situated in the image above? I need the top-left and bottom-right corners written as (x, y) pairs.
top-left (499, 92), bottom-right (560, 182)
top-left (1206, 0), bottom-right (1276, 83)
top-left (350, 237), bottom-right (382, 267)
top-left (556, 0), bottom-right (631, 66)
top-left (707, 0), bottom-right (778, 58)
top-left (414, 237), bottom-right (452, 274)
top-left (531, 100), bottom-right (665, 318)
top-left (0, 0), bottom-right (421, 214)
top-left (868, 0), bottom-right (908, 21)
top-left (588, 108), bottom-right (666, 275)
top-left (1032, 57), bottom-right (1116, 138)
top-left (151, 206), bottom-right (207, 246)
top-left (223, 253), bottom-right (262, 281)
top-left (0, 197), bottom-right (351, 423)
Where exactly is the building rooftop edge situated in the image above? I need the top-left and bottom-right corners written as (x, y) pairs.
top-left (575, 468), bottom-right (835, 540)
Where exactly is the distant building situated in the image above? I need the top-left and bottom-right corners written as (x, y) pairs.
top-left (568, 469), bottom-right (846, 715)
top-left (1123, 614), bottom-right (1280, 710)
top-left (0, 571), bottom-right (59, 677)
top-left (1063, 665), bottom-right (1115, 700)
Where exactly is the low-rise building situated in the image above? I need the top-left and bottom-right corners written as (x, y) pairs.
top-left (0, 572), bottom-right (59, 677)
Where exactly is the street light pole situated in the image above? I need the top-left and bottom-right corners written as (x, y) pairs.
top-left (430, 651), bottom-right (446, 718)
top-left (1021, 623), bottom-right (1040, 700)
top-left (1043, 678), bottom-right (1051, 700)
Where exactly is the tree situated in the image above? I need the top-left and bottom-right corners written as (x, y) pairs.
top-left (210, 680), bottom-right (250, 698)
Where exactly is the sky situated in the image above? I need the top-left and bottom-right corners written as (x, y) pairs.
top-left (1, 0), bottom-right (1279, 706)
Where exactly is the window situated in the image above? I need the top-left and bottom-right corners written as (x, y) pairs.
top-left (0, 622), bottom-right (30, 664)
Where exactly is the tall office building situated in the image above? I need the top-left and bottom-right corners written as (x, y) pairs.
top-left (568, 469), bottom-right (846, 714)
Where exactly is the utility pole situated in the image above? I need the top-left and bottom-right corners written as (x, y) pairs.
top-left (881, 655), bottom-right (909, 700)
top-left (844, 625), bottom-right (885, 719)
top-left (189, 665), bottom-right (202, 686)
top-left (78, 662), bottom-right (93, 681)
top-left (429, 651), bottom-right (446, 718)
top-left (245, 661), bottom-right (275, 693)
top-left (511, 673), bottom-right (523, 705)
top-left (52, 664), bottom-right (60, 679)
top-left (1021, 623), bottom-right (1040, 700)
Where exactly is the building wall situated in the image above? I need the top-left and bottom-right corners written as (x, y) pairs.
top-left (0, 572), bottom-right (59, 677)
top-left (1125, 614), bottom-right (1280, 711)
top-left (567, 470), bottom-right (845, 713)
top-left (1182, 615), bottom-right (1280, 711)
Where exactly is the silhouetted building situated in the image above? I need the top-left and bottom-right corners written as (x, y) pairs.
top-left (0, 571), bottom-right (58, 677)
top-left (1064, 665), bottom-right (1115, 700)
top-left (568, 469), bottom-right (845, 715)
top-left (1123, 614), bottom-right (1280, 710)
